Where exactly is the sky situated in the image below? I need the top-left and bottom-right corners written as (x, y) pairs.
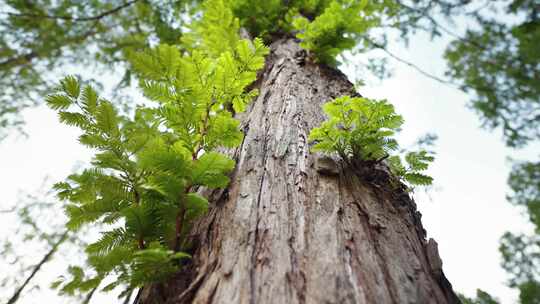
top-left (0, 16), bottom-right (537, 304)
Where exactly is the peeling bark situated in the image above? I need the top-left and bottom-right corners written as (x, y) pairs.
top-left (137, 38), bottom-right (461, 304)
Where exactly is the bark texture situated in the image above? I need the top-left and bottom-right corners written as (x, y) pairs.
top-left (138, 38), bottom-right (461, 304)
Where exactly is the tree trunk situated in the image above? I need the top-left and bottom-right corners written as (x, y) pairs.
top-left (137, 38), bottom-right (461, 304)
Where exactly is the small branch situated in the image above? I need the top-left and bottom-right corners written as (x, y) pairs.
top-left (7, 0), bottom-right (140, 22)
top-left (395, 0), bottom-right (487, 50)
top-left (362, 36), bottom-right (460, 87)
top-left (0, 52), bottom-right (38, 69)
top-left (172, 184), bottom-right (195, 252)
top-left (364, 35), bottom-right (507, 97)
top-left (395, 0), bottom-right (518, 73)
top-left (133, 187), bottom-right (146, 250)
top-left (82, 285), bottom-right (99, 304)
top-left (6, 231), bottom-right (69, 304)
top-left (376, 154), bottom-right (390, 163)
top-left (0, 207), bottom-right (16, 213)
top-left (138, 237), bottom-right (146, 250)
top-left (172, 101), bottom-right (214, 252)
top-left (192, 98), bottom-right (215, 159)
top-left (0, 21), bottom-right (99, 70)
top-left (173, 207), bottom-right (187, 252)
top-left (122, 288), bottom-right (134, 304)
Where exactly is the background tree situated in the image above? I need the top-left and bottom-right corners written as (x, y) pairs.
top-left (437, 2), bottom-right (540, 303)
top-left (0, 183), bottom-right (93, 304)
top-left (498, 160), bottom-right (540, 304)
top-left (459, 289), bottom-right (501, 304)
top-left (0, 0), bottom-right (200, 139)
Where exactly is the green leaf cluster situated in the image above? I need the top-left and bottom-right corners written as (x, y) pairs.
top-left (309, 96), bottom-right (402, 159)
top-left (292, 0), bottom-right (377, 65)
top-left (388, 151), bottom-right (434, 187)
top-left (220, 0), bottom-right (380, 65)
top-left (309, 95), bottom-right (434, 188)
top-left (46, 24), bottom-right (268, 294)
top-left (182, 0), bottom-right (242, 57)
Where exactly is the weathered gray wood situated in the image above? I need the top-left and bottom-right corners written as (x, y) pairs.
top-left (138, 38), bottom-right (460, 304)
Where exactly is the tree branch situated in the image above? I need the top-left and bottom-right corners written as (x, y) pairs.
top-left (395, 1), bottom-right (492, 52)
top-left (0, 52), bottom-right (38, 69)
top-left (7, 0), bottom-right (139, 22)
top-left (362, 36), bottom-right (503, 99)
top-left (6, 231), bottom-right (69, 304)
top-left (362, 35), bottom-right (460, 87)
top-left (0, 22), bottom-right (99, 69)
top-left (0, 207), bottom-right (16, 213)
top-left (82, 285), bottom-right (99, 304)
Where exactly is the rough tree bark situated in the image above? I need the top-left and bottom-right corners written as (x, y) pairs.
top-left (137, 38), bottom-right (461, 304)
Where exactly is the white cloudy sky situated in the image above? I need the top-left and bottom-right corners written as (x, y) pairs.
top-left (0, 18), bottom-right (537, 304)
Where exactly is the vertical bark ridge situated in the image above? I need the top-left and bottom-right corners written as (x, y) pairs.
top-left (138, 38), bottom-right (460, 304)
top-left (249, 87), bottom-right (272, 304)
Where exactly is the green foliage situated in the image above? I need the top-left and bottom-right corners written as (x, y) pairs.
top-left (309, 95), bottom-right (433, 188)
top-left (182, 0), bottom-right (241, 57)
top-left (388, 151), bottom-right (434, 187)
top-left (216, 0), bottom-right (381, 65)
top-left (444, 2), bottom-right (540, 148)
top-left (292, 0), bottom-right (377, 65)
top-left (500, 232), bottom-right (540, 304)
top-left (47, 25), bottom-right (268, 295)
top-left (228, 0), bottom-right (339, 43)
top-left (0, 0), bottom-right (202, 140)
top-left (130, 38), bottom-right (268, 116)
top-left (128, 246), bottom-right (191, 286)
top-left (459, 289), bottom-right (500, 304)
top-left (508, 160), bottom-right (540, 230)
top-left (309, 96), bottom-right (401, 158)
top-left (230, 0), bottom-right (290, 39)
top-left (192, 152), bottom-right (236, 188)
top-left (500, 159), bottom-right (540, 304)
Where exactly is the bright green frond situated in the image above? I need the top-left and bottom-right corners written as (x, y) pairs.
top-left (46, 94), bottom-right (73, 110)
top-left (191, 152), bottom-right (235, 188)
top-left (185, 193), bottom-right (209, 220)
top-left (95, 101), bottom-right (120, 137)
top-left (129, 246), bottom-right (189, 286)
top-left (58, 111), bottom-right (90, 129)
top-left (86, 228), bottom-right (133, 257)
top-left (310, 95), bottom-right (434, 189)
top-left (293, 0), bottom-right (375, 65)
top-left (403, 172), bottom-right (434, 186)
top-left (60, 76), bottom-right (81, 99)
top-left (81, 86), bottom-right (98, 114)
